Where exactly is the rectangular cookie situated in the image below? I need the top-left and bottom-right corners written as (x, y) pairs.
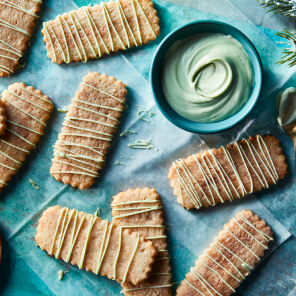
top-left (35, 205), bottom-right (158, 285)
top-left (50, 72), bottom-right (127, 189)
top-left (177, 210), bottom-right (273, 296)
top-left (0, 0), bottom-right (42, 77)
top-left (0, 82), bottom-right (53, 192)
top-left (168, 135), bottom-right (288, 210)
top-left (41, 0), bottom-right (160, 64)
top-left (112, 188), bottom-right (172, 296)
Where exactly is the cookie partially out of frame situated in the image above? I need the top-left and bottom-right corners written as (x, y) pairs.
top-left (177, 210), bottom-right (273, 296)
top-left (41, 0), bottom-right (160, 64)
top-left (0, 0), bottom-right (42, 77)
top-left (112, 188), bottom-right (172, 296)
top-left (0, 83), bottom-right (53, 192)
top-left (0, 100), bottom-right (6, 136)
top-left (168, 135), bottom-right (288, 210)
top-left (35, 205), bottom-right (158, 285)
top-left (50, 72), bottom-right (127, 189)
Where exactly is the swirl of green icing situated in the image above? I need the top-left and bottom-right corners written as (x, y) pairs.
top-left (162, 33), bottom-right (254, 123)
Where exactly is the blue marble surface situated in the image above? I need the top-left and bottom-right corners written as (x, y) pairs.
top-left (0, 0), bottom-right (296, 295)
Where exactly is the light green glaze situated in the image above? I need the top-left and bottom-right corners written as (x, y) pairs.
top-left (161, 33), bottom-right (254, 123)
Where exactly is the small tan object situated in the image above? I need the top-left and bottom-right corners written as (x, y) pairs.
top-left (112, 188), bottom-right (172, 296)
top-left (0, 83), bottom-right (53, 192)
top-left (0, 0), bottom-right (42, 77)
top-left (168, 135), bottom-right (288, 210)
top-left (50, 72), bottom-right (127, 189)
top-left (177, 210), bottom-right (273, 296)
top-left (35, 205), bottom-right (158, 285)
top-left (0, 99), bottom-right (6, 136)
top-left (41, 0), bottom-right (160, 64)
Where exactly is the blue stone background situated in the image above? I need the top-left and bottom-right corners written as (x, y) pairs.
top-left (0, 0), bottom-right (296, 295)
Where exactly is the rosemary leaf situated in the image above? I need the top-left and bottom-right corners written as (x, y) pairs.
top-left (276, 29), bottom-right (296, 67)
top-left (257, 0), bottom-right (296, 20)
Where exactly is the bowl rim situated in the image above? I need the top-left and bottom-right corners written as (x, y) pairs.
top-left (150, 20), bottom-right (263, 134)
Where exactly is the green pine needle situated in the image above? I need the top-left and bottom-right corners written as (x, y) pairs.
top-left (276, 29), bottom-right (296, 67)
top-left (257, 0), bottom-right (296, 20)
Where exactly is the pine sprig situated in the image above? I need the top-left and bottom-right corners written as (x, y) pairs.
top-left (276, 29), bottom-right (296, 67)
top-left (257, 0), bottom-right (296, 20)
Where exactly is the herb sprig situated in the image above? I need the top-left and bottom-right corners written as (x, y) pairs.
top-left (257, 0), bottom-right (296, 20)
top-left (276, 29), bottom-right (296, 67)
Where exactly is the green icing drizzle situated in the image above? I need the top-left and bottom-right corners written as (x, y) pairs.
top-left (0, 0), bottom-right (39, 18)
top-left (82, 82), bottom-right (125, 104)
top-left (79, 216), bottom-right (97, 269)
top-left (5, 90), bottom-right (51, 112)
top-left (83, 6), bottom-right (108, 56)
top-left (6, 128), bottom-right (35, 147)
top-left (120, 130), bottom-right (136, 137)
top-left (128, 137), bottom-right (155, 150)
top-left (52, 159), bottom-right (99, 177)
top-left (0, 85), bottom-right (51, 183)
top-left (120, 153), bottom-right (135, 159)
top-left (65, 117), bottom-right (116, 129)
top-left (66, 212), bottom-right (86, 263)
top-left (129, 0), bottom-right (141, 45)
top-left (94, 207), bottom-right (101, 217)
top-left (70, 11), bottom-right (98, 60)
top-left (57, 106), bottom-right (69, 113)
top-left (174, 135), bottom-right (279, 209)
top-left (121, 285), bottom-right (173, 293)
top-left (4, 96), bottom-right (46, 126)
top-left (96, 222), bottom-right (113, 275)
top-left (0, 38), bottom-right (23, 57)
top-left (69, 12), bottom-right (88, 62)
top-left (56, 140), bottom-right (106, 158)
top-left (53, 81), bottom-right (125, 179)
top-left (184, 212), bottom-right (273, 295)
top-left (43, 0), bottom-right (156, 63)
top-left (121, 233), bottom-right (139, 283)
top-left (29, 178), bottom-right (39, 190)
top-left (71, 104), bottom-right (119, 122)
top-left (113, 226), bottom-right (122, 280)
top-left (114, 161), bottom-right (129, 166)
top-left (58, 270), bottom-right (64, 281)
top-left (136, 105), bottom-right (155, 125)
top-left (64, 119), bottom-right (113, 138)
top-left (102, 2), bottom-right (126, 50)
top-left (0, 19), bottom-right (31, 37)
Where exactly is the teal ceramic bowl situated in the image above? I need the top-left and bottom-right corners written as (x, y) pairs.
top-left (150, 21), bottom-right (263, 134)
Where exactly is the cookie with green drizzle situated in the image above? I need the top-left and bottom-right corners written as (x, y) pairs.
top-left (41, 0), bottom-right (160, 64)
top-left (0, 82), bottom-right (53, 192)
top-left (169, 135), bottom-right (288, 210)
top-left (0, 99), bottom-right (6, 136)
top-left (35, 205), bottom-right (158, 285)
top-left (112, 188), bottom-right (172, 296)
top-left (0, 0), bottom-right (42, 77)
top-left (50, 72), bottom-right (127, 189)
top-left (177, 210), bottom-right (273, 296)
